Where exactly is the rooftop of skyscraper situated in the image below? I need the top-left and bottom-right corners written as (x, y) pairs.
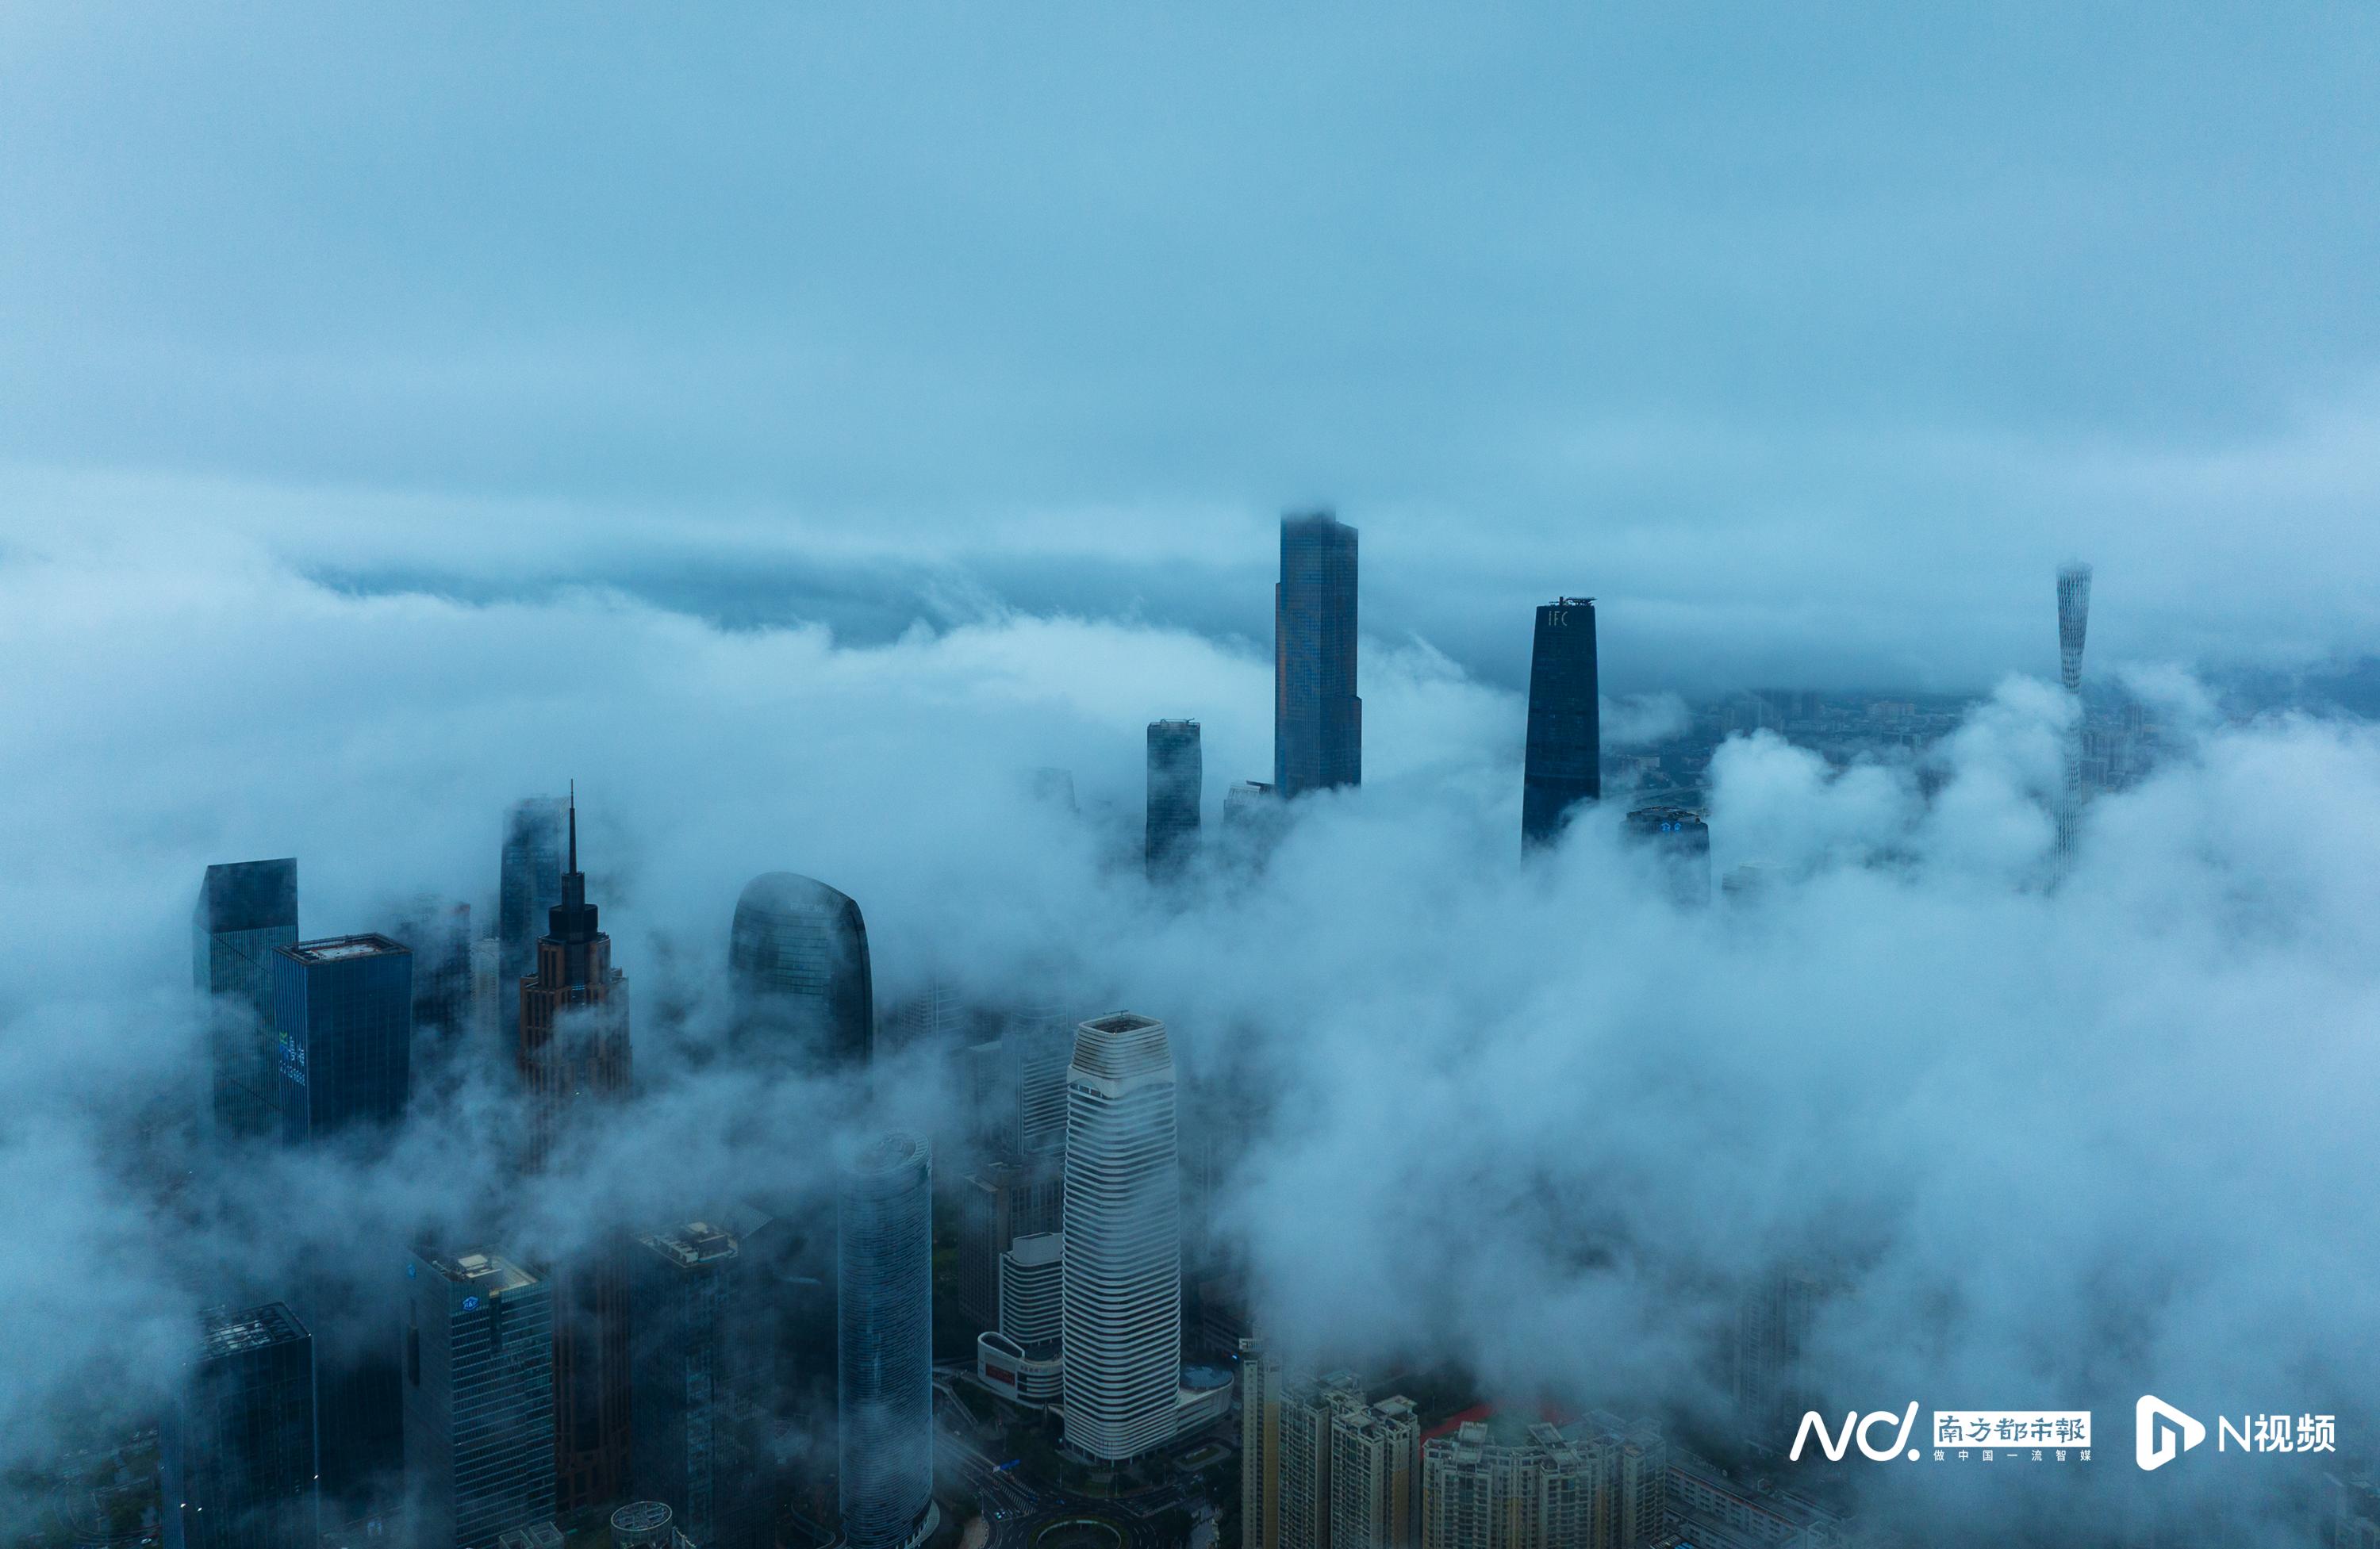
top-left (416, 1248), bottom-right (538, 1294)
top-left (280, 932), bottom-right (407, 964)
top-left (198, 1301), bottom-right (307, 1357)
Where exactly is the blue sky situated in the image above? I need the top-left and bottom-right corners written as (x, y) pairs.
top-left (6, 2), bottom-right (2378, 689)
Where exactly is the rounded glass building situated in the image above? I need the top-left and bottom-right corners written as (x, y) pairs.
top-left (838, 1132), bottom-right (935, 1549)
top-left (728, 872), bottom-right (873, 1071)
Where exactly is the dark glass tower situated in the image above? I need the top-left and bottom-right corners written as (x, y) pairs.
top-left (403, 1248), bottom-right (556, 1549)
top-left (628, 1221), bottom-right (746, 1548)
top-left (728, 872), bottom-right (874, 1071)
top-left (163, 1303), bottom-right (319, 1549)
top-left (1145, 719), bottom-right (1203, 881)
top-left (516, 799), bottom-right (634, 1512)
top-left (1273, 510), bottom-right (1361, 796)
top-left (272, 934), bottom-right (413, 1143)
top-left (194, 857), bottom-right (298, 1137)
top-left (271, 934), bottom-right (412, 1519)
top-left (498, 797), bottom-right (568, 1050)
top-left (1522, 597), bottom-right (1600, 849)
top-left (839, 1134), bottom-right (935, 1549)
top-left (391, 898), bottom-right (473, 1044)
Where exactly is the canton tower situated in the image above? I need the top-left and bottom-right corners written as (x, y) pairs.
top-left (2055, 563), bottom-right (2092, 877)
top-left (516, 791), bottom-right (633, 1510)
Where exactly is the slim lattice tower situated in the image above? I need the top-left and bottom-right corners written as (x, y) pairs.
top-left (2054, 563), bottom-right (2093, 875)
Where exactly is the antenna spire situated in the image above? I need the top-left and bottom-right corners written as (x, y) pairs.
top-left (567, 780), bottom-right (578, 874)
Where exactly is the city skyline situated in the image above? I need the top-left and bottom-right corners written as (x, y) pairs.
top-left (8, 7), bottom-right (2380, 1547)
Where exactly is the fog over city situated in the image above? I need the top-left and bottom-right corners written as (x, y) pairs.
top-left (6, 6), bottom-right (2380, 1548)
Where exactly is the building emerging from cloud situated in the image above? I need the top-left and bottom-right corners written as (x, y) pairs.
top-left (1522, 597), bottom-right (1600, 849)
top-left (837, 1133), bottom-right (937, 1549)
top-left (1275, 510), bottom-right (1361, 798)
top-left (1061, 1012), bottom-right (1184, 1461)
top-left (730, 871), bottom-right (875, 1071)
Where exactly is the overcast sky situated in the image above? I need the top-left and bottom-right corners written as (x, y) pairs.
top-left (6, 2), bottom-right (2378, 689)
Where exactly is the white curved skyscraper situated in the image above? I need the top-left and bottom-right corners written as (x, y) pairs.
top-left (1061, 1011), bottom-right (1182, 1461)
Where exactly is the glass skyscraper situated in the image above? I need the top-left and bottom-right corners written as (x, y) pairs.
top-left (1522, 597), bottom-right (1600, 849)
top-left (163, 1302), bottom-right (319, 1549)
top-left (516, 803), bottom-right (634, 1512)
top-left (402, 1248), bottom-right (556, 1549)
top-left (1061, 1012), bottom-right (1182, 1462)
top-left (1274, 510), bottom-right (1361, 797)
top-left (194, 857), bottom-right (298, 1137)
top-left (1145, 719), bottom-right (1203, 880)
top-left (271, 934), bottom-right (413, 1143)
top-left (728, 871), bottom-right (874, 1071)
top-left (497, 796), bottom-right (568, 1049)
top-left (837, 1133), bottom-right (936, 1549)
top-left (628, 1221), bottom-right (743, 1549)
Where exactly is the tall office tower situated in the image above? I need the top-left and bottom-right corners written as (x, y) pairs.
top-left (391, 898), bottom-right (474, 1087)
top-left (956, 1153), bottom-right (1065, 1329)
top-left (1277, 1371), bottom-right (1365, 1549)
top-left (271, 935), bottom-right (413, 1519)
top-left (516, 801), bottom-right (634, 1510)
top-left (403, 1248), bottom-right (556, 1549)
top-left (162, 1303), bottom-right (318, 1549)
top-left (729, 872), bottom-right (875, 1071)
top-left (271, 934), bottom-right (414, 1142)
top-left (628, 1221), bottom-right (740, 1548)
top-left (2055, 562), bottom-right (2094, 876)
top-left (1061, 1012), bottom-right (1184, 1462)
top-left (1521, 598), bottom-right (1600, 849)
top-left (1220, 779), bottom-right (1287, 869)
top-left (1331, 1397), bottom-right (1421, 1549)
top-left (1009, 999), bottom-right (1076, 1156)
top-left (194, 857), bottom-right (299, 1137)
top-left (499, 797), bottom-right (569, 1049)
top-left (975, 1230), bottom-right (1065, 1408)
top-left (1275, 511), bottom-right (1361, 797)
top-left (1239, 1339), bottom-right (1284, 1549)
top-left (1731, 1263), bottom-right (1825, 1441)
top-left (1145, 719), bottom-right (1203, 881)
top-left (1624, 806), bottom-right (1712, 907)
top-left (838, 1133), bottom-right (937, 1549)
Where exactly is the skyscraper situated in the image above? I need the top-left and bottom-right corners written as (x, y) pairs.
top-left (194, 857), bottom-right (298, 1137)
top-left (1277, 1371), bottom-right (1363, 1549)
top-left (2056, 562), bottom-right (2093, 876)
top-left (1521, 598), bottom-right (1599, 849)
top-left (498, 797), bottom-right (569, 1051)
top-left (1238, 1338), bottom-right (1283, 1549)
top-left (271, 934), bottom-right (413, 1143)
top-left (1061, 1012), bottom-right (1182, 1462)
top-left (838, 1133), bottom-right (937, 1549)
top-left (516, 799), bottom-right (634, 1511)
top-left (163, 1303), bottom-right (319, 1549)
top-left (1330, 1396), bottom-right (1421, 1549)
top-left (1145, 719), bottom-right (1203, 880)
top-left (728, 872), bottom-right (875, 1071)
top-left (269, 937), bottom-right (413, 1521)
top-left (1625, 806), bottom-right (1711, 907)
top-left (1275, 511), bottom-right (1361, 797)
top-left (390, 897), bottom-right (474, 1051)
top-left (628, 1221), bottom-right (742, 1549)
top-left (956, 1153), bottom-right (1065, 1330)
top-left (403, 1248), bottom-right (556, 1549)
